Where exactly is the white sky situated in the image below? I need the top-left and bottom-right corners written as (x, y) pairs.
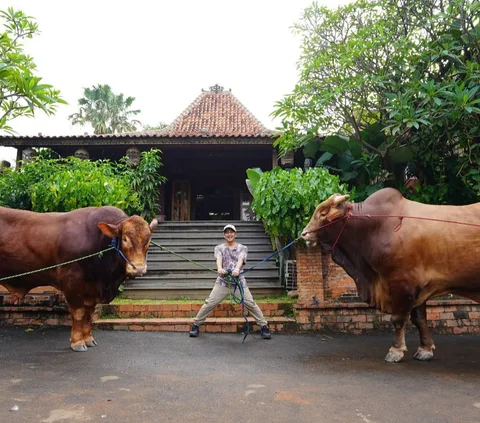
top-left (1, 0), bottom-right (352, 162)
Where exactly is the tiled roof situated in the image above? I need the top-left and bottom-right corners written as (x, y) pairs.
top-left (0, 85), bottom-right (277, 144)
top-left (159, 84), bottom-right (276, 137)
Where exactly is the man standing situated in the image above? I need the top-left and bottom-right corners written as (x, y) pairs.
top-left (188, 224), bottom-right (272, 340)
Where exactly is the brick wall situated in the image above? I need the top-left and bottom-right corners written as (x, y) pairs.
top-left (296, 244), bottom-right (325, 305)
top-left (0, 286), bottom-right (65, 306)
top-left (295, 300), bottom-right (480, 335)
top-left (0, 306), bottom-right (71, 326)
top-left (295, 245), bottom-right (480, 334)
top-left (296, 245), bottom-right (357, 305)
top-left (99, 302), bottom-right (293, 319)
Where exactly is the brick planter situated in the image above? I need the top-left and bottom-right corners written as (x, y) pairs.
top-left (97, 302), bottom-right (294, 319)
top-left (295, 300), bottom-right (480, 335)
top-left (0, 306), bottom-right (71, 327)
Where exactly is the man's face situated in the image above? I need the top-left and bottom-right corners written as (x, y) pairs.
top-left (223, 229), bottom-right (237, 241)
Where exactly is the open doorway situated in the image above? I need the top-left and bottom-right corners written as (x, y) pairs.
top-left (194, 186), bottom-right (235, 220)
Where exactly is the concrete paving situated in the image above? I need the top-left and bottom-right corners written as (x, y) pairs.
top-left (0, 327), bottom-right (479, 423)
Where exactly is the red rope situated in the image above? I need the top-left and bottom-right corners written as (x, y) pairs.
top-left (349, 213), bottom-right (480, 229)
top-left (306, 211), bottom-right (480, 235)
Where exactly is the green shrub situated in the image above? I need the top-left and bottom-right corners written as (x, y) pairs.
top-left (0, 157), bottom-right (140, 213)
top-left (250, 167), bottom-right (350, 241)
top-left (118, 149), bottom-right (167, 221)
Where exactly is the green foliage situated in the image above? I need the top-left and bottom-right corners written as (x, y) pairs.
top-left (0, 8), bottom-right (66, 133)
top-left (402, 183), bottom-right (449, 205)
top-left (68, 84), bottom-right (141, 134)
top-left (303, 131), bottom-right (387, 201)
top-left (273, 0), bottom-right (480, 204)
top-left (0, 148), bottom-right (168, 217)
top-left (245, 167), bottom-right (263, 196)
top-left (142, 122), bottom-right (167, 131)
top-left (250, 167), bottom-right (350, 241)
top-left (0, 157), bottom-right (140, 213)
top-left (118, 149), bottom-right (167, 221)
top-left (0, 166), bottom-right (34, 209)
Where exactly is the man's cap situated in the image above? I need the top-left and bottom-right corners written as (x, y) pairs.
top-left (223, 224), bottom-right (237, 233)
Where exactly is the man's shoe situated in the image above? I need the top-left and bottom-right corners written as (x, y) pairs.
top-left (260, 325), bottom-right (272, 340)
top-left (189, 324), bottom-right (199, 337)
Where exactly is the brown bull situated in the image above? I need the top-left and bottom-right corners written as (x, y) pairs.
top-left (302, 188), bottom-right (480, 362)
top-left (0, 206), bottom-right (157, 352)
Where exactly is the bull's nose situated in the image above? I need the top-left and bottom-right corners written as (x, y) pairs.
top-left (127, 264), bottom-right (147, 277)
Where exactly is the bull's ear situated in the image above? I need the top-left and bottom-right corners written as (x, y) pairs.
top-left (98, 222), bottom-right (120, 238)
top-left (149, 218), bottom-right (158, 232)
top-left (332, 194), bottom-right (350, 206)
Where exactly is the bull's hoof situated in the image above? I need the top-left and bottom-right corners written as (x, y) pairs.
top-left (413, 347), bottom-right (434, 361)
top-left (85, 339), bottom-right (98, 347)
top-left (71, 343), bottom-right (88, 352)
top-left (384, 347), bottom-right (405, 363)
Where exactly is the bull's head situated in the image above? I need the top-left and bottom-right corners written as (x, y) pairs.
top-left (98, 216), bottom-right (158, 277)
top-left (301, 193), bottom-right (350, 247)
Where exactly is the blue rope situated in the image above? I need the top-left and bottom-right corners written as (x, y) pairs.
top-left (109, 237), bottom-right (136, 269)
top-left (225, 269), bottom-right (249, 343)
top-left (240, 237), bottom-right (299, 276)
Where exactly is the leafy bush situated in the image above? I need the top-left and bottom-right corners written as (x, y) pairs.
top-left (250, 167), bottom-right (350, 241)
top-left (118, 149), bottom-right (167, 221)
top-left (0, 157), bottom-right (140, 213)
top-left (0, 167), bottom-right (34, 210)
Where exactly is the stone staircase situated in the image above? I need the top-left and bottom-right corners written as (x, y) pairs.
top-left (122, 221), bottom-right (283, 299)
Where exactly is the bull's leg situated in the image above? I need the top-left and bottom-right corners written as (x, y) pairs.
top-left (410, 303), bottom-right (435, 361)
top-left (385, 282), bottom-right (413, 363)
top-left (385, 314), bottom-right (408, 363)
top-left (68, 305), bottom-right (88, 352)
top-left (65, 289), bottom-right (88, 352)
top-left (82, 302), bottom-right (97, 347)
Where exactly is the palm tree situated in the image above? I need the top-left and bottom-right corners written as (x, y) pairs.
top-left (68, 84), bottom-right (141, 134)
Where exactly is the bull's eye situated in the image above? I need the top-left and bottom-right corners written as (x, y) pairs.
top-left (122, 236), bottom-right (132, 248)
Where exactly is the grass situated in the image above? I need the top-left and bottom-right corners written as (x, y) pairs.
top-left (111, 294), bottom-right (297, 305)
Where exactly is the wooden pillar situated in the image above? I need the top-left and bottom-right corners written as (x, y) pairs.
top-left (271, 149), bottom-right (278, 169)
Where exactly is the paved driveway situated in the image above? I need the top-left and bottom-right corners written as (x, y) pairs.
top-left (0, 327), bottom-right (479, 423)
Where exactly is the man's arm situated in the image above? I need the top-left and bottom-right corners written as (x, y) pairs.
top-left (232, 245), bottom-right (247, 277)
top-left (217, 255), bottom-right (226, 275)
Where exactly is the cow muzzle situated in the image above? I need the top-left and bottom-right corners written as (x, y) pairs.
top-left (301, 229), bottom-right (318, 247)
top-left (126, 263), bottom-right (147, 278)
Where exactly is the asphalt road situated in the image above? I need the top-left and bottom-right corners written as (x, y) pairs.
top-left (0, 327), bottom-right (479, 423)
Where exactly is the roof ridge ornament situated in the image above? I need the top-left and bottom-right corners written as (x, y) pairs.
top-left (209, 84), bottom-right (224, 93)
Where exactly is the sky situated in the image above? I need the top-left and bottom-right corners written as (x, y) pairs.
top-left (0, 0), bottom-right (353, 163)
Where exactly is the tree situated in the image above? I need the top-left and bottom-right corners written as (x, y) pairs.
top-left (273, 0), bottom-right (480, 204)
top-left (142, 122), bottom-right (167, 131)
top-left (68, 84), bottom-right (141, 134)
top-left (0, 8), bottom-right (66, 133)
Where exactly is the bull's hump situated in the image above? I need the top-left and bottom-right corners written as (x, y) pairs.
top-left (88, 206), bottom-right (128, 222)
top-left (364, 188), bottom-right (404, 205)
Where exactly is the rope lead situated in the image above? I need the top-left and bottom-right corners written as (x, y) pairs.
top-left (225, 269), bottom-right (249, 343)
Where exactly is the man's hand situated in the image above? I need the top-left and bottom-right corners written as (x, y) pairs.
top-left (232, 269), bottom-right (240, 277)
top-left (218, 268), bottom-right (226, 276)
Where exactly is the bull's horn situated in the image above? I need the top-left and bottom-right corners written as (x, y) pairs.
top-left (332, 194), bottom-right (350, 206)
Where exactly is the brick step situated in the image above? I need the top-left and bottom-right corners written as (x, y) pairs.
top-left (98, 302), bottom-right (293, 319)
top-left (93, 316), bottom-right (297, 333)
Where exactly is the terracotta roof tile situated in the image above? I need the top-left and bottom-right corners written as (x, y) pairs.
top-left (159, 84), bottom-right (276, 138)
